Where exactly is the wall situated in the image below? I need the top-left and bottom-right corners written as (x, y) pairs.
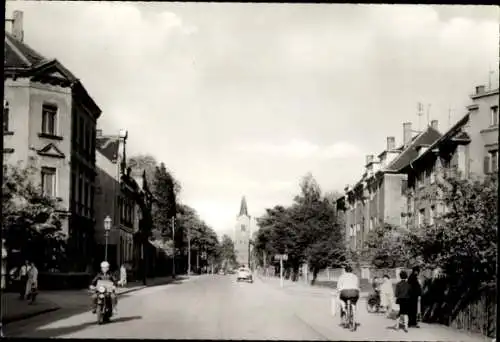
top-left (94, 151), bottom-right (120, 246)
top-left (383, 173), bottom-right (407, 228)
top-left (4, 78), bottom-right (72, 235)
top-left (466, 91), bottom-right (499, 177)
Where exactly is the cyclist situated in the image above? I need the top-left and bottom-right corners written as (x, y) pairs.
top-left (337, 265), bottom-right (360, 327)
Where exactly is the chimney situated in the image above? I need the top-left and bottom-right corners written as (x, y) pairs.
top-left (11, 11), bottom-right (24, 42)
top-left (386, 136), bottom-right (396, 151)
top-left (96, 129), bottom-right (103, 137)
top-left (430, 120), bottom-right (438, 130)
top-left (475, 85), bottom-right (485, 95)
top-left (403, 122), bottom-right (412, 147)
top-left (365, 154), bottom-right (374, 166)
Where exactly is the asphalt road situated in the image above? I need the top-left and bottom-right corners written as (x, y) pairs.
top-left (4, 274), bottom-right (489, 341)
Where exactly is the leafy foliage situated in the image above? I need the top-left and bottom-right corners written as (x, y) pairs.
top-left (152, 163), bottom-right (178, 238)
top-left (219, 234), bottom-right (238, 269)
top-left (2, 161), bottom-right (67, 271)
top-left (406, 174), bottom-right (497, 283)
top-left (254, 173), bottom-right (346, 282)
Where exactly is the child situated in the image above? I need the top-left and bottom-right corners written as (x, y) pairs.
top-left (380, 274), bottom-right (395, 314)
top-left (394, 270), bottom-right (411, 332)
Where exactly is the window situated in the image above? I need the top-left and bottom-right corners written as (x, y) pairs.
top-left (41, 167), bottom-right (57, 197)
top-left (241, 224), bottom-right (246, 232)
top-left (430, 166), bottom-right (436, 184)
top-left (491, 106), bottom-right (499, 126)
top-left (369, 218), bottom-right (374, 231)
top-left (418, 209), bottom-right (425, 227)
top-left (401, 179), bottom-right (408, 195)
top-left (417, 173), bottom-right (424, 188)
top-left (429, 206), bottom-right (435, 225)
top-left (3, 100), bottom-right (9, 132)
top-left (484, 151), bottom-right (498, 174)
top-left (41, 104), bottom-right (58, 135)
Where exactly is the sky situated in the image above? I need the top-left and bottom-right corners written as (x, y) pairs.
top-left (5, 3), bottom-right (499, 237)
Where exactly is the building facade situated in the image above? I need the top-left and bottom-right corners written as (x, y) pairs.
top-left (234, 196), bottom-right (251, 267)
top-left (4, 12), bottom-right (101, 271)
top-left (95, 129), bottom-right (140, 271)
top-left (397, 86), bottom-right (499, 228)
top-left (338, 121), bottom-right (442, 252)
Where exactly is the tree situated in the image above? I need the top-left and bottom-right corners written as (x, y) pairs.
top-left (255, 173), bottom-right (346, 282)
top-left (362, 223), bottom-right (413, 268)
top-left (128, 154), bottom-right (158, 187)
top-left (2, 161), bottom-right (67, 272)
top-left (406, 174), bottom-right (497, 284)
top-left (219, 235), bottom-right (237, 270)
top-left (153, 163), bottom-right (178, 238)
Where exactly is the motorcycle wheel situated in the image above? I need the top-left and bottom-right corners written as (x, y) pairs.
top-left (97, 310), bottom-right (103, 325)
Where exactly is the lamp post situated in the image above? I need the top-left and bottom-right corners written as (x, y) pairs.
top-left (104, 216), bottom-right (112, 262)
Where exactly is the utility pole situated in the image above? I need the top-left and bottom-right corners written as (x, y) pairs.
top-left (187, 226), bottom-right (191, 275)
top-left (171, 217), bottom-right (176, 279)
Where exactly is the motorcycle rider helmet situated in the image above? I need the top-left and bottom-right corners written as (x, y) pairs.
top-left (100, 261), bottom-right (110, 272)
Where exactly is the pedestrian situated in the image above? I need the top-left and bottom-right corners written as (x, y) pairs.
top-left (119, 263), bottom-right (127, 287)
top-left (408, 266), bottom-right (422, 328)
top-left (380, 274), bottom-right (395, 314)
top-left (25, 261), bottom-right (38, 303)
top-left (394, 270), bottom-right (411, 332)
top-left (18, 260), bottom-right (30, 300)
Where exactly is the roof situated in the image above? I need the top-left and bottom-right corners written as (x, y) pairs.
top-left (5, 32), bottom-right (47, 68)
top-left (96, 136), bottom-right (120, 163)
top-left (396, 113), bottom-right (470, 172)
top-left (239, 196), bottom-right (249, 217)
top-left (5, 32), bottom-right (102, 119)
top-left (385, 125), bottom-right (442, 172)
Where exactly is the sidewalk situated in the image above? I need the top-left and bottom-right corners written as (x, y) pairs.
top-left (1, 276), bottom-right (174, 325)
top-left (258, 275), bottom-right (489, 342)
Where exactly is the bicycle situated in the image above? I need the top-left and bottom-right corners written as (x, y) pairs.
top-left (342, 300), bottom-right (357, 332)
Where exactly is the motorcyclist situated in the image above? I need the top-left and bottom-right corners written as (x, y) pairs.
top-left (90, 261), bottom-right (118, 314)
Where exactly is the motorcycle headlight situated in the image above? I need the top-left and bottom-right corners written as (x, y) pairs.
top-left (98, 286), bottom-right (106, 293)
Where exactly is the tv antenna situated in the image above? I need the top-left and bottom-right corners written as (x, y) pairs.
top-left (417, 102), bottom-right (424, 131)
top-left (426, 104), bottom-right (431, 127)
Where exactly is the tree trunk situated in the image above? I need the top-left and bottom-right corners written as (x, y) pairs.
top-left (311, 268), bottom-right (319, 285)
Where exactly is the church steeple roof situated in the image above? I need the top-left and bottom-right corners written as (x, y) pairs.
top-left (239, 196), bottom-right (249, 217)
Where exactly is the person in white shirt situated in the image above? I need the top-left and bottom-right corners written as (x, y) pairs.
top-left (337, 265), bottom-right (360, 324)
top-left (25, 261), bottom-right (38, 302)
top-left (380, 274), bottom-right (395, 314)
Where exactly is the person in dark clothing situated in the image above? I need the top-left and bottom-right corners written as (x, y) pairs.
top-left (407, 266), bottom-right (422, 328)
top-left (90, 261), bottom-right (119, 313)
top-left (394, 270), bottom-right (411, 332)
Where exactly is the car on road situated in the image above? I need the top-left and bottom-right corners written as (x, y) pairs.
top-left (236, 267), bottom-right (253, 283)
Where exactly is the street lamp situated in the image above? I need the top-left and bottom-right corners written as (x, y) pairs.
top-left (104, 216), bottom-right (112, 262)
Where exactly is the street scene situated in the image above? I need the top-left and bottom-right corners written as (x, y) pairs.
top-left (1, 2), bottom-right (498, 341)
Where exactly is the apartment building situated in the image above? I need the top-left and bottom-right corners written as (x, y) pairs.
top-left (338, 121), bottom-right (442, 251)
top-left (396, 85), bottom-right (499, 227)
top-left (4, 11), bottom-right (101, 271)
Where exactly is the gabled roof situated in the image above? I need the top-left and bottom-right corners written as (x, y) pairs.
top-left (5, 32), bottom-right (102, 119)
top-left (396, 113), bottom-right (470, 172)
top-left (5, 31), bottom-right (47, 68)
top-left (385, 126), bottom-right (442, 172)
top-left (96, 136), bottom-right (120, 163)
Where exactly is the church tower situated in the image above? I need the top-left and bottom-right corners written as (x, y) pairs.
top-left (234, 196), bottom-right (251, 267)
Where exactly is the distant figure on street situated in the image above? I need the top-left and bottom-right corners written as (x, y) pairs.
top-left (380, 274), bottom-right (395, 314)
top-left (408, 266), bottom-right (422, 328)
top-left (119, 264), bottom-right (127, 287)
top-left (18, 260), bottom-right (30, 300)
top-left (394, 270), bottom-right (411, 332)
top-left (25, 261), bottom-right (38, 303)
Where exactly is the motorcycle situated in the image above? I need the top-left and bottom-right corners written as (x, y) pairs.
top-left (91, 280), bottom-right (115, 324)
top-left (366, 289), bottom-right (381, 313)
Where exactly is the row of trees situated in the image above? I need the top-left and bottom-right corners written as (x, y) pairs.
top-left (254, 173), bottom-right (346, 283)
top-left (129, 155), bottom-right (237, 273)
